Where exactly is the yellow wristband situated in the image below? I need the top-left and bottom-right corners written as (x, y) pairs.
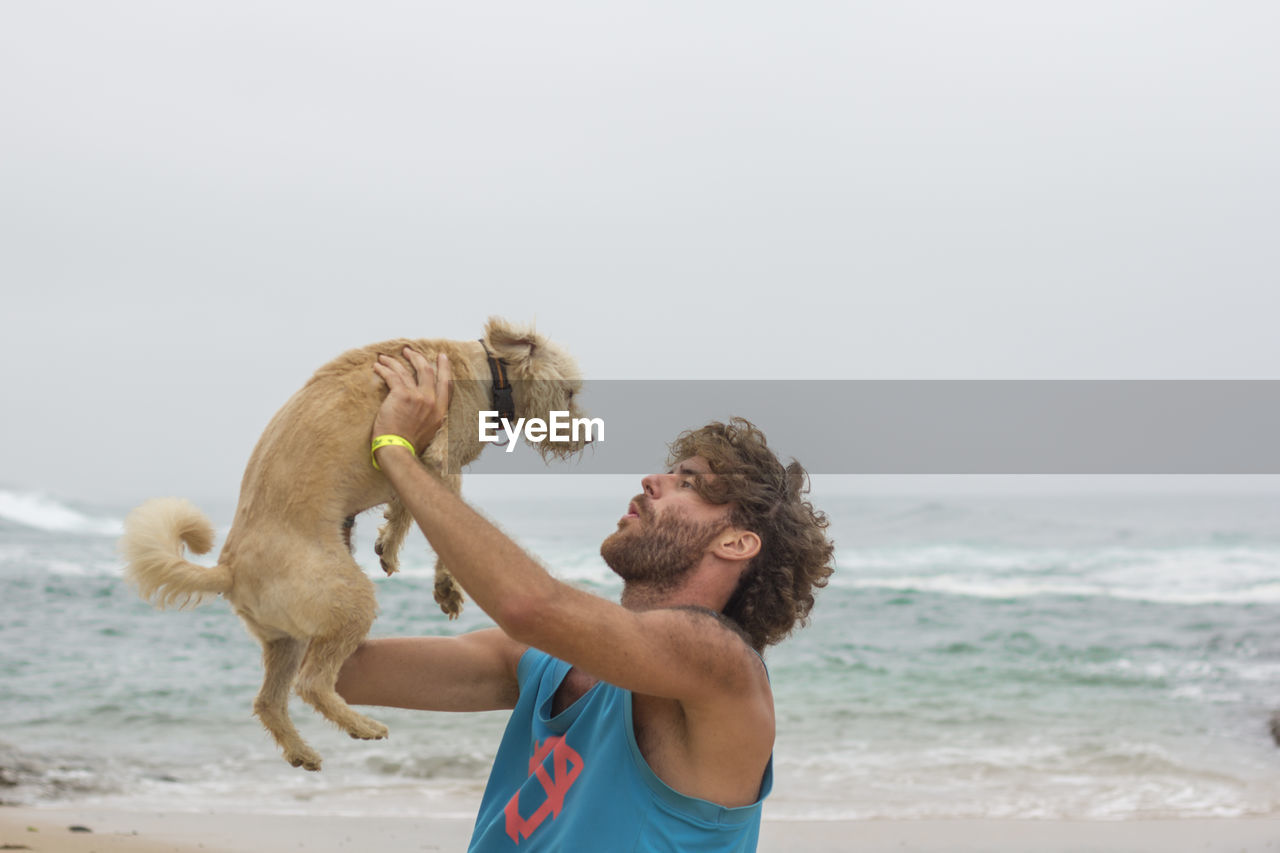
top-left (371, 435), bottom-right (416, 471)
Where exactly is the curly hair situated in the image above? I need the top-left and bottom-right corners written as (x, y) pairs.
top-left (667, 418), bottom-right (835, 651)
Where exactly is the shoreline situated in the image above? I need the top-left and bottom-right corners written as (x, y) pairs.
top-left (5, 806), bottom-right (1280, 853)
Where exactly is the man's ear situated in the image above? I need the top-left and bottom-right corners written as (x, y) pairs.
top-left (714, 529), bottom-right (761, 563)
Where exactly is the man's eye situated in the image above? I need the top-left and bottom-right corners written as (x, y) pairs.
top-left (680, 479), bottom-right (694, 488)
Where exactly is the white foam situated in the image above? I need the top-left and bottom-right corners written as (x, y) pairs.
top-left (768, 737), bottom-right (1280, 820)
top-left (43, 558), bottom-right (124, 578)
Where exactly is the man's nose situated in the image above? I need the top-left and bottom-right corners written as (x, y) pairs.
top-left (641, 473), bottom-right (661, 497)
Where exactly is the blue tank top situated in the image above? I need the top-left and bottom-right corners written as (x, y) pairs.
top-left (467, 648), bottom-right (772, 852)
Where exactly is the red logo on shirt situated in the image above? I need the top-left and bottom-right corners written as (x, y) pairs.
top-left (503, 735), bottom-right (584, 844)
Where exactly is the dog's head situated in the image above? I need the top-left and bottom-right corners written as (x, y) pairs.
top-left (483, 316), bottom-right (589, 461)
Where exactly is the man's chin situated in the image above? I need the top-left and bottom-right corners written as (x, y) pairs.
top-left (600, 532), bottom-right (627, 573)
top-left (600, 530), bottom-right (651, 583)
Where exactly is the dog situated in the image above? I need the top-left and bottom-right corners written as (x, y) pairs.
top-left (119, 317), bottom-right (585, 771)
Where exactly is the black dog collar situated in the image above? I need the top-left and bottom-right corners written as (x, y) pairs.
top-left (480, 340), bottom-right (516, 431)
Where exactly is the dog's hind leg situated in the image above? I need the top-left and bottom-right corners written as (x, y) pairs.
top-left (294, 564), bottom-right (388, 742)
top-left (374, 498), bottom-right (412, 576)
top-left (252, 635), bottom-right (322, 771)
top-left (296, 630), bottom-right (389, 742)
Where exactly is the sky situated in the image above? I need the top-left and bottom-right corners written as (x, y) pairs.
top-left (1, 2), bottom-right (1278, 506)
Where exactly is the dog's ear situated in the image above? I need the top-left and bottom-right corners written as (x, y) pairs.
top-left (483, 316), bottom-right (543, 368)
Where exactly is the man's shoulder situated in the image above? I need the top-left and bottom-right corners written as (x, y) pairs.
top-left (667, 604), bottom-right (757, 648)
top-left (629, 609), bottom-right (775, 807)
top-left (657, 605), bottom-right (769, 686)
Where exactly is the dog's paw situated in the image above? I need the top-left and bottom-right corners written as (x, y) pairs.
top-left (435, 582), bottom-right (464, 620)
top-left (286, 746), bottom-right (323, 772)
top-left (375, 538), bottom-right (401, 575)
top-left (347, 717), bottom-right (389, 741)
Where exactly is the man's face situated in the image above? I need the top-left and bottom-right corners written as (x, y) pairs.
top-left (599, 456), bottom-right (731, 591)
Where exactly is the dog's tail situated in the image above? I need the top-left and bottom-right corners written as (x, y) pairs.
top-left (120, 497), bottom-right (232, 609)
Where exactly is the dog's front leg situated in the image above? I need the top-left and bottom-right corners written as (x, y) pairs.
top-left (376, 432), bottom-right (453, 578)
top-left (420, 436), bottom-right (466, 618)
top-left (432, 470), bottom-right (466, 619)
top-left (374, 499), bottom-right (412, 576)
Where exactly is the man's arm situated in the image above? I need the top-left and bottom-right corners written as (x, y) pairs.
top-left (385, 454), bottom-right (761, 698)
top-left (335, 628), bottom-right (526, 712)
top-left (369, 351), bottom-right (770, 712)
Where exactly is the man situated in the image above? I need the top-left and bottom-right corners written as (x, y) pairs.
top-left (336, 349), bottom-right (835, 851)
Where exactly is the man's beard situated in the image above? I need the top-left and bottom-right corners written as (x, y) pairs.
top-left (600, 501), bottom-right (726, 593)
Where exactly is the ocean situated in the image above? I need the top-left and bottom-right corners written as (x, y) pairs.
top-left (2, 484), bottom-right (1279, 822)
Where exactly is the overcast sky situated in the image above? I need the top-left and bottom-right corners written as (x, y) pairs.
top-left (2, 2), bottom-right (1277, 505)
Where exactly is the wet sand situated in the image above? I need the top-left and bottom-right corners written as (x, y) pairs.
top-left (5, 805), bottom-right (1280, 852)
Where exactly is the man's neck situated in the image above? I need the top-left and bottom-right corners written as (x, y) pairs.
top-left (615, 554), bottom-right (744, 613)
top-left (619, 583), bottom-right (674, 611)
top-left (619, 575), bottom-right (724, 613)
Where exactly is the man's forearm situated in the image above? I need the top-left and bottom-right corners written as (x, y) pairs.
top-left (376, 446), bottom-right (559, 633)
top-left (336, 632), bottom-right (523, 712)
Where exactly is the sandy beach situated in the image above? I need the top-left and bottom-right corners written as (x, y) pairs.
top-left (4, 806), bottom-right (1279, 853)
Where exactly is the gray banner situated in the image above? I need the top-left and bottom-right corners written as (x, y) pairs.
top-left (449, 380), bottom-right (1280, 474)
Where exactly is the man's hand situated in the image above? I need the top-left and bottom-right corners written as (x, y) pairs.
top-left (372, 348), bottom-right (453, 460)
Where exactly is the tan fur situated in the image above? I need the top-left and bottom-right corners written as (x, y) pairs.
top-left (120, 317), bottom-right (585, 770)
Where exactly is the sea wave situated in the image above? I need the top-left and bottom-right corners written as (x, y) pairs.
top-left (833, 544), bottom-right (1280, 604)
top-left (843, 573), bottom-right (1280, 605)
top-left (0, 489), bottom-right (123, 536)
